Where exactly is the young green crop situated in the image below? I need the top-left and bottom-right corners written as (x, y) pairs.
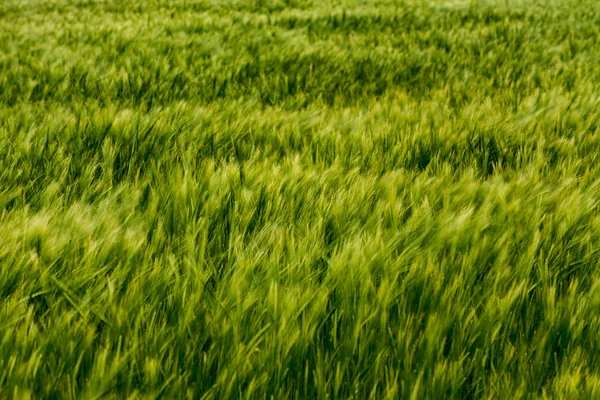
top-left (1, 0), bottom-right (600, 398)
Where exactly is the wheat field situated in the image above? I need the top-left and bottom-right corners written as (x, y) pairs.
top-left (2, 0), bottom-right (600, 398)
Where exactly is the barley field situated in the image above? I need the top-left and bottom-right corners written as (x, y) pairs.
top-left (2, 0), bottom-right (600, 398)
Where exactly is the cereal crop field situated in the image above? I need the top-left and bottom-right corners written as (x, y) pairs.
top-left (2, 0), bottom-right (600, 398)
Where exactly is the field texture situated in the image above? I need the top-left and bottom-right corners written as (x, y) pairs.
top-left (2, 0), bottom-right (600, 398)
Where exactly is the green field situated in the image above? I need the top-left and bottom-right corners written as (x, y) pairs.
top-left (2, 0), bottom-right (600, 398)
